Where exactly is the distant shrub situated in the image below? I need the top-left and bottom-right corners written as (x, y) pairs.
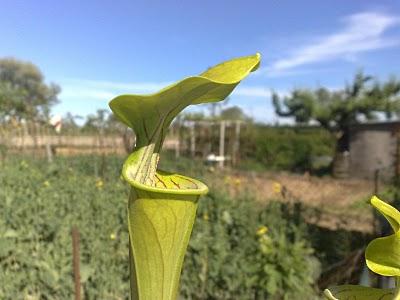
top-left (240, 125), bottom-right (335, 172)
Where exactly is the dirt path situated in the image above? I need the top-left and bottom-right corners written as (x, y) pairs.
top-left (207, 170), bottom-right (376, 233)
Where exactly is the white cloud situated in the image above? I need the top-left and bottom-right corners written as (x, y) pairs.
top-left (264, 11), bottom-right (400, 76)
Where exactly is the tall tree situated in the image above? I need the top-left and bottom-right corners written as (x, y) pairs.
top-left (0, 58), bottom-right (60, 122)
top-left (272, 72), bottom-right (400, 176)
top-left (83, 109), bottom-right (110, 132)
top-left (62, 112), bottom-right (82, 133)
top-left (220, 105), bottom-right (251, 121)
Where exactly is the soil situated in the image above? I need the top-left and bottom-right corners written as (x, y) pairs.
top-left (207, 169), bottom-right (377, 233)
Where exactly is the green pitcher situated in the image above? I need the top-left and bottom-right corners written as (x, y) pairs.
top-left (109, 53), bottom-right (261, 300)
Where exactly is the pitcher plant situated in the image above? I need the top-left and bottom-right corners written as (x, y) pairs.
top-left (109, 53), bottom-right (261, 300)
top-left (324, 196), bottom-right (400, 300)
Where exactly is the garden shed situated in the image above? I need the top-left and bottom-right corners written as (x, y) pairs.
top-left (349, 121), bottom-right (400, 181)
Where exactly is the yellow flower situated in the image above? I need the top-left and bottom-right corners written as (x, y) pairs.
top-left (234, 178), bottom-right (241, 185)
top-left (110, 233), bottom-right (117, 240)
top-left (96, 179), bottom-right (104, 189)
top-left (43, 180), bottom-right (50, 187)
top-left (203, 212), bottom-right (209, 221)
top-left (272, 181), bottom-right (282, 194)
top-left (256, 225), bottom-right (268, 236)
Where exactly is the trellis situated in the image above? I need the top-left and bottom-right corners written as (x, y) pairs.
top-left (171, 119), bottom-right (245, 168)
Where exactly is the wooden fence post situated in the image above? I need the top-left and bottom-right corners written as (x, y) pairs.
top-left (232, 121), bottom-right (241, 166)
top-left (72, 227), bottom-right (81, 300)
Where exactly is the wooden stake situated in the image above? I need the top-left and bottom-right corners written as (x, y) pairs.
top-left (72, 227), bottom-right (81, 300)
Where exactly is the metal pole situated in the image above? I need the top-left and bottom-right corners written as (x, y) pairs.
top-left (219, 121), bottom-right (225, 168)
top-left (72, 227), bottom-right (81, 300)
top-left (190, 122), bottom-right (196, 158)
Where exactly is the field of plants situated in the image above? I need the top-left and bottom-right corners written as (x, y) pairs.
top-left (0, 153), bottom-right (378, 299)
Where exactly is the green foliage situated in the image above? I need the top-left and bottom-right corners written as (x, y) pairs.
top-left (181, 194), bottom-right (320, 299)
top-left (0, 156), bottom-right (319, 299)
top-left (109, 54), bottom-right (261, 299)
top-left (0, 58), bottom-right (60, 121)
top-left (272, 72), bottom-right (400, 157)
top-left (0, 156), bottom-right (129, 299)
top-left (109, 53), bottom-right (260, 186)
top-left (272, 73), bottom-right (400, 132)
top-left (220, 106), bottom-right (251, 121)
top-left (365, 197), bottom-right (400, 277)
top-left (324, 197), bottom-right (400, 300)
top-left (324, 285), bottom-right (394, 300)
top-left (240, 126), bottom-right (334, 172)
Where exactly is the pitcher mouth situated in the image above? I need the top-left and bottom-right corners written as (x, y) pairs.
top-left (123, 167), bottom-right (209, 196)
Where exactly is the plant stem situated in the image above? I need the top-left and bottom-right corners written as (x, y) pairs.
top-left (129, 235), bottom-right (139, 300)
top-left (394, 277), bottom-right (400, 300)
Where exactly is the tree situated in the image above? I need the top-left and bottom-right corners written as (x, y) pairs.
top-left (272, 72), bottom-right (400, 176)
top-left (182, 111), bottom-right (206, 121)
top-left (82, 109), bottom-right (110, 132)
top-left (0, 58), bottom-right (60, 122)
top-left (62, 112), bottom-right (82, 133)
top-left (220, 105), bottom-right (251, 121)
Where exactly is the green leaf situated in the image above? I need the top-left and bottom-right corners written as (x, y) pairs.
top-left (109, 53), bottom-right (261, 300)
top-left (109, 53), bottom-right (260, 186)
top-left (80, 264), bottom-right (94, 283)
top-left (0, 238), bottom-right (14, 257)
top-left (324, 285), bottom-right (394, 299)
top-left (366, 196), bottom-right (400, 276)
top-left (128, 192), bottom-right (201, 300)
top-left (3, 229), bottom-right (18, 238)
top-left (370, 195), bottom-right (400, 232)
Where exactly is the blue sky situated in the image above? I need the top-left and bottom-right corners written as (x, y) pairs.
top-left (1, 0), bottom-right (400, 123)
